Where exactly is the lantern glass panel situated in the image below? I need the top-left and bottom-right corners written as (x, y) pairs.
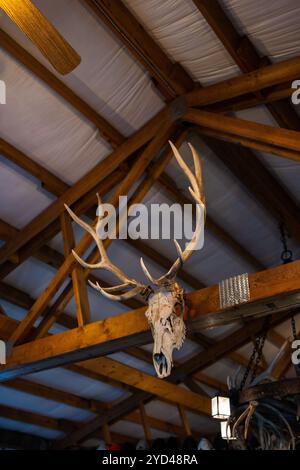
top-left (211, 396), bottom-right (230, 419)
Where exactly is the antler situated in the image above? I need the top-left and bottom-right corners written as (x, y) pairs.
top-left (64, 194), bottom-right (148, 301)
top-left (140, 141), bottom-right (206, 286)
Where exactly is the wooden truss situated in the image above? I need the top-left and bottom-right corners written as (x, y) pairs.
top-left (1, 0), bottom-right (300, 448)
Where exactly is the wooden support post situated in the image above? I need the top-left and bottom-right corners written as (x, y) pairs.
top-left (60, 212), bottom-right (91, 326)
top-left (178, 405), bottom-right (192, 436)
top-left (102, 423), bottom-right (112, 446)
top-left (139, 403), bottom-right (152, 443)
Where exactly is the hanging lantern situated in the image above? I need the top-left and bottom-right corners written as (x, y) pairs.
top-left (220, 421), bottom-right (236, 440)
top-left (211, 395), bottom-right (231, 419)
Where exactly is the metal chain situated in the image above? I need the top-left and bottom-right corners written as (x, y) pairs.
top-left (239, 336), bottom-right (260, 391)
top-left (279, 221), bottom-right (293, 264)
top-left (291, 315), bottom-right (297, 342)
top-left (250, 327), bottom-right (268, 383)
top-left (239, 316), bottom-right (271, 391)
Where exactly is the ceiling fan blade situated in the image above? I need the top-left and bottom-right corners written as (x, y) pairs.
top-left (1, 0), bottom-right (81, 74)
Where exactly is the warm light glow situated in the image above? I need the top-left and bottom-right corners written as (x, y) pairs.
top-left (211, 395), bottom-right (231, 419)
top-left (221, 421), bottom-right (236, 440)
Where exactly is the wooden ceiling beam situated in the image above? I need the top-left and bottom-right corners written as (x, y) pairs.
top-left (2, 259), bottom-right (300, 380)
top-left (82, 0), bottom-right (194, 99)
top-left (0, 404), bottom-right (78, 434)
top-left (0, 138), bottom-right (68, 197)
top-left (186, 55), bottom-right (300, 108)
top-left (0, 30), bottom-right (124, 148)
top-left (55, 358), bottom-right (211, 449)
top-left (3, 377), bottom-right (108, 413)
top-left (184, 109), bottom-right (300, 157)
top-left (193, 0), bottom-right (300, 131)
top-left (0, 282), bottom-right (76, 330)
top-left (193, 126), bottom-right (300, 163)
top-left (204, 83), bottom-right (294, 114)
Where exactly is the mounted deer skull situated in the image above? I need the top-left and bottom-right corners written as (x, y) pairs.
top-left (64, 141), bottom-right (206, 378)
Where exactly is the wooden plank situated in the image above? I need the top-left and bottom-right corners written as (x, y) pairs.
top-left (2, 260), bottom-right (300, 379)
top-left (83, 0), bottom-right (194, 98)
top-left (184, 109), bottom-right (300, 157)
top-left (186, 54), bottom-right (300, 107)
top-left (0, 29), bottom-right (124, 148)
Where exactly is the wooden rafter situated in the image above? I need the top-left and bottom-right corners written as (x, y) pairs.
top-left (184, 109), bottom-right (300, 157)
top-left (193, 126), bottom-right (300, 163)
top-left (82, 0), bottom-right (194, 99)
top-left (186, 55), bottom-right (300, 108)
top-left (193, 0), bottom-right (300, 131)
top-left (0, 30), bottom-right (124, 148)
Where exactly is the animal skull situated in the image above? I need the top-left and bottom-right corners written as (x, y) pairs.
top-left (64, 141), bottom-right (205, 378)
top-left (146, 286), bottom-right (186, 378)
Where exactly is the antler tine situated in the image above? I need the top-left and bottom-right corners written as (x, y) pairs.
top-left (64, 198), bottom-right (147, 299)
top-left (64, 203), bottom-right (104, 270)
top-left (141, 141), bottom-right (205, 286)
top-left (88, 280), bottom-right (145, 301)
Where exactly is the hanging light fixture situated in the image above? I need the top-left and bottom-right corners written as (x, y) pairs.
top-left (220, 421), bottom-right (236, 440)
top-left (211, 394), bottom-right (231, 419)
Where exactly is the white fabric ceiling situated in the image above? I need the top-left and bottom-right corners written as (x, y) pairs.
top-left (0, 0), bottom-right (300, 444)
